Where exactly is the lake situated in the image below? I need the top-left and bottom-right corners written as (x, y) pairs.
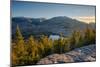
top-left (49, 35), bottom-right (60, 40)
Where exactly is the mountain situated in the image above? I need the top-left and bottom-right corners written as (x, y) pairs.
top-left (40, 16), bottom-right (88, 36)
top-left (12, 16), bottom-right (95, 39)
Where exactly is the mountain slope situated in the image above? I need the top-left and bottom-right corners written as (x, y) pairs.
top-left (12, 16), bottom-right (95, 38)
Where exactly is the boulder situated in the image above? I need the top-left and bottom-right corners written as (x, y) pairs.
top-left (37, 44), bottom-right (96, 65)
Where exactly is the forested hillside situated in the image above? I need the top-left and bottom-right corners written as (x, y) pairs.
top-left (11, 25), bottom-right (96, 66)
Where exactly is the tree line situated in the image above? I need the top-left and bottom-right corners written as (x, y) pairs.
top-left (12, 25), bottom-right (96, 66)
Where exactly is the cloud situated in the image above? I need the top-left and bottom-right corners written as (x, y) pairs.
top-left (72, 16), bottom-right (95, 23)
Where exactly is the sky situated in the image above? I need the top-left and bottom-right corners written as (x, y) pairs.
top-left (11, 1), bottom-right (96, 23)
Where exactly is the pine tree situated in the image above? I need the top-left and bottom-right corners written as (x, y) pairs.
top-left (63, 38), bottom-right (71, 53)
top-left (75, 31), bottom-right (84, 48)
top-left (69, 30), bottom-right (84, 49)
top-left (27, 35), bottom-right (40, 64)
top-left (84, 27), bottom-right (96, 45)
top-left (53, 38), bottom-right (65, 54)
top-left (69, 31), bottom-right (77, 49)
top-left (40, 35), bottom-right (53, 56)
top-left (27, 35), bottom-right (35, 54)
top-left (15, 25), bottom-right (25, 55)
top-left (15, 25), bottom-right (26, 65)
top-left (12, 48), bottom-right (18, 65)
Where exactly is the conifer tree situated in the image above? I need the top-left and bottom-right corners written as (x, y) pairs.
top-left (12, 49), bottom-right (18, 65)
top-left (27, 35), bottom-right (40, 64)
top-left (15, 25), bottom-right (26, 65)
top-left (41, 35), bottom-right (52, 56)
top-left (27, 35), bottom-right (35, 54)
top-left (63, 38), bottom-right (71, 53)
top-left (74, 31), bottom-right (83, 48)
top-left (15, 25), bottom-right (25, 54)
top-left (84, 27), bottom-right (96, 45)
top-left (70, 30), bottom-right (84, 49)
top-left (69, 31), bottom-right (77, 49)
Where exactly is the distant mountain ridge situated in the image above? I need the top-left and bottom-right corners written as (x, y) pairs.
top-left (12, 16), bottom-right (95, 38)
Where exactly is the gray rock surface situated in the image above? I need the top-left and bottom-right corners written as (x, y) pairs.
top-left (37, 44), bottom-right (96, 65)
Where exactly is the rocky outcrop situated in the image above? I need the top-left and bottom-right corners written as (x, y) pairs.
top-left (37, 44), bottom-right (96, 65)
